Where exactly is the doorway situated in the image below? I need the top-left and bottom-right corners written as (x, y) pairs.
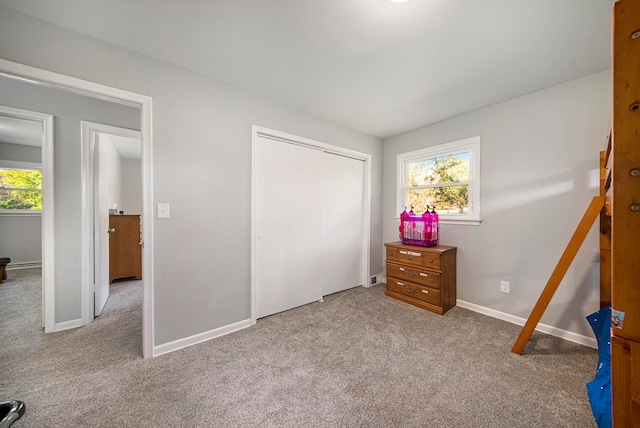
top-left (0, 58), bottom-right (155, 358)
top-left (82, 122), bottom-right (142, 319)
top-left (0, 105), bottom-right (54, 331)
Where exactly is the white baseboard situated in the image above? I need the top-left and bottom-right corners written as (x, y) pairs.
top-left (153, 318), bottom-right (253, 357)
top-left (55, 318), bottom-right (83, 332)
top-left (6, 261), bottom-right (42, 270)
top-left (456, 299), bottom-right (597, 349)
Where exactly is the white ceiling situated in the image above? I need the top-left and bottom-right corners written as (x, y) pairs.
top-left (107, 134), bottom-right (142, 160)
top-left (0, 0), bottom-right (615, 138)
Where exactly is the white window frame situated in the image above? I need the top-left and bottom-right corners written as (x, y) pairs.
top-left (396, 136), bottom-right (481, 225)
top-left (0, 159), bottom-right (43, 216)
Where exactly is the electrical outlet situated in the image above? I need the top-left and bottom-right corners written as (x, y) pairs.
top-left (500, 280), bottom-right (510, 294)
top-left (158, 203), bottom-right (170, 219)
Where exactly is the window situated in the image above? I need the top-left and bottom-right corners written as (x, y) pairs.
top-left (397, 136), bottom-right (480, 225)
top-left (0, 161), bottom-right (43, 213)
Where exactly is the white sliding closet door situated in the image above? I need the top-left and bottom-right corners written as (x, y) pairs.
top-left (254, 134), bottom-right (366, 319)
top-left (322, 153), bottom-right (364, 295)
top-left (255, 136), bottom-right (324, 319)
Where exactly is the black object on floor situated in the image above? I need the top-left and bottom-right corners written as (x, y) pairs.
top-left (0, 401), bottom-right (25, 428)
top-left (0, 257), bottom-right (10, 283)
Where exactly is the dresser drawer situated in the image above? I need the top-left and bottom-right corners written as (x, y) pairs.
top-left (395, 248), bottom-right (426, 267)
top-left (386, 262), bottom-right (440, 289)
top-left (421, 252), bottom-right (441, 269)
top-left (386, 246), bottom-right (399, 262)
top-left (387, 247), bottom-right (441, 269)
top-left (387, 279), bottom-right (441, 306)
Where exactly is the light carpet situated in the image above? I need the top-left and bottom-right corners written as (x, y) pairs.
top-left (0, 268), bottom-right (598, 427)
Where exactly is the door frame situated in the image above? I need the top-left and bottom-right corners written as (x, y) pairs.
top-left (0, 105), bottom-right (54, 332)
top-left (0, 58), bottom-right (155, 358)
top-left (250, 125), bottom-right (372, 324)
top-left (81, 122), bottom-right (142, 321)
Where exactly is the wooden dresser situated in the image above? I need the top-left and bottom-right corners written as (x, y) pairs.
top-left (385, 241), bottom-right (457, 315)
top-left (109, 214), bottom-right (142, 283)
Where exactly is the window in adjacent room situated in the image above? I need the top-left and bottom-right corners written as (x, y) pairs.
top-left (0, 161), bottom-right (43, 213)
top-left (397, 136), bottom-right (480, 225)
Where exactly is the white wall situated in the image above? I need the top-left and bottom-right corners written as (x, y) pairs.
top-left (121, 158), bottom-right (142, 214)
top-left (383, 70), bottom-right (611, 338)
top-left (99, 134), bottom-right (122, 214)
top-left (0, 6), bottom-right (383, 346)
top-left (97, 135), bottom-right (142, 215)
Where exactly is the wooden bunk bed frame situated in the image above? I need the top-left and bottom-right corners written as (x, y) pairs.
top-left (609, 1), bottom-right (640, 424)
top-left (511, 1), bottom-right (639, 425)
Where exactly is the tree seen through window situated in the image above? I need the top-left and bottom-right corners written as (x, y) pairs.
top-left (0, 168), bottom-right (43, 210)
top-left (406, 152), bottom-right (470, 214)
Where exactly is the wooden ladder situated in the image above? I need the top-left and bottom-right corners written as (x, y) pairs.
top-left (511, 195), bottom-right (606, 355)
top-left (512, 138), bottom-right (611, 355)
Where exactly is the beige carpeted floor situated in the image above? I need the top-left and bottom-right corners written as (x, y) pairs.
top-left (0, 268), bottom-right (598, 427)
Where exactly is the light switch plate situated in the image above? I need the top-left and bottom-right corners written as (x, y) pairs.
top-left (158, 203), bottom-right (170, 219)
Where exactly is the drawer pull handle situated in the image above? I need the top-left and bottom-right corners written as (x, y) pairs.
top-left (404, 271), bottom-right (415, 278)
top-left (408, 251), bottom-right (421, 256)
top-left (420, 273), bottom-right (428, 277)
top-left (405, 287), bottom-right (415, 294)
top-left (421, 290), bottom-right (429, 294)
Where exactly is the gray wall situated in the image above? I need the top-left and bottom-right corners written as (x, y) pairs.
top-left (0, 7), bottom-right (383, 345)
top-left (98, 135), bottom-right (142, 215)
top-left (121, 158), bottom-right (142, 215)
top-left (99, 134), bottom-right (123, 214)
top-left (0, 142), bottom-right (42, 264)
top-left (0, 214), bottom-right (41, 264)
top-left (383, 70), bottom-right (611, 338)
top-left (0, 142), bottom-right (42, 163)
top-left (0, 75), bottom-right (140, 323)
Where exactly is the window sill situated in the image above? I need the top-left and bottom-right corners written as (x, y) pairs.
top-left (440, 218), bottom-right (481, 226)
top-left (394, 216), bottom-right (481, 226)
top-left (0, 210), bottom-right (42, 217)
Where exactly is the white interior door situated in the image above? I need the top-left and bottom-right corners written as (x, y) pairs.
top-left (94, 136), bottom-right (110, 316)
top-left (322, 153), bottom-right (365, 295)
top-left (255, 136), bottom-right (324, 318)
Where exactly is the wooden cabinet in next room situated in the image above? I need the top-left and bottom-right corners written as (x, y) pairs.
top-left (385, 241), bottom-right (457, 315)
top-left (109, 214), bottom-right (142, 283)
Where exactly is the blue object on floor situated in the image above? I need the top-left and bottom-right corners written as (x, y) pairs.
top-left (585, 306), bottom-right (612, 428)
top-left (0, 401), bottom-right (25, 428)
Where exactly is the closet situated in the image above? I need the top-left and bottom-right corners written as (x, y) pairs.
top-left (253, 131), bottom-right (368, 319)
